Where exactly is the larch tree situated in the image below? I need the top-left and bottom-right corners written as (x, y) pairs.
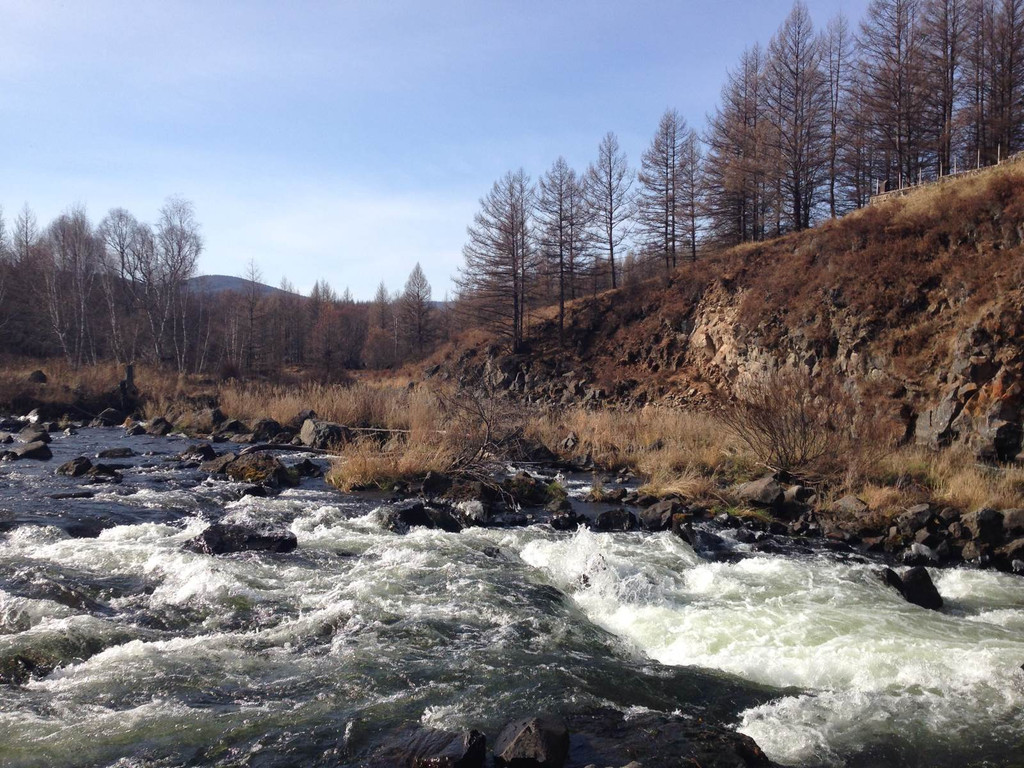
top-left (703, 45), bottom-right (768, 244)
top-left (990, 0), bottom-right (1024, 155)
top-left (824, 12), bottom-right (854, 216)
top-left (858, 0), bottom-right (928, 188)
top-left (537, 157), bottom-right (589, 343)
top-left (585, 132), bottom-right (634, 289)
top-left (765, 1), bottom-right (830, 231)
top-left (458, 168), bottom-right (535, 352)
top-left (920, 0), bottom-right (968, 173)
top-left (400, 262), bottom-right (433, 359)
top-left (636, 109), bottom-right (687, 274)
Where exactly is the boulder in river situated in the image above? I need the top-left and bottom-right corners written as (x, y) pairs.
top-left (184, 523), bottom-right (297, 555)
top-left (382, 500), bottom-right (463, 534)
top-left (97, 447), bottom-right (135, 459)
top-left (299, 418), bottom-right (350, 449)
top-left (146, 417), bottom-right (173, 436)
top-left (57, 457), bottom-right (93, 477)
top-left (564, 707), bottom-right (774, 767)
top-left (13, 441), bottom-right (52, 460)
top-left (223, 453), bottom-right (296, 488)
top-left (640, 499), bottom-right (686, 532)
top-left (18, 426), bottom-right (51, 444)
top-left (250, 419), bottom-right (282, 442)
top-left (93, 408), bottom-right (126, 427)
top-left (880, 566), bottom-right (943, 610)
top-left (493, 715), bottom-right (569, 768)
top-left (592, 508), bottom-right (638, 532)
top-left (370, 727), bottom-right (486, 768)
top-left (200, 453), bottom-right (237, 474)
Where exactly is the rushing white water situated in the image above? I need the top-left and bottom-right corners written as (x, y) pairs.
top-left (518, 528), bottom-right (1024, 767)
top-left (2, 431), bottom-right (1023, 767)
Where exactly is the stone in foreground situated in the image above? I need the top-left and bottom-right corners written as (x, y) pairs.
top-left (493, 716), bottom-right (569, 768)
top-left (370, 727), bottom-right (486, 768)
top-left (184, 523), bottom-right (297, 555)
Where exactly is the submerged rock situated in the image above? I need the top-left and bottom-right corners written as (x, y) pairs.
top-left (564, 708), bottom-right (774, 767)
top-left (493, 715), bottom-right (569, 768)
top-left (184, 523), bottom-right (297, 555)
top-left (370, 727), bottom-right (486, 768)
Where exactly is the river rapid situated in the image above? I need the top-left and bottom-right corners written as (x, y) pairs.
top-left (1, 428), bottom-right (1022, 767)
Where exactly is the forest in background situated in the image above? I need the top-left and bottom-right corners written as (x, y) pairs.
top-left (1, 0), bottom-right (1021, 371)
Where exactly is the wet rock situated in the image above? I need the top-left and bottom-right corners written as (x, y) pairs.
top-left (545, 497), bottom-right (573, 515)
top-left (93, 408), bottom-right (126, 427)
top-left (125, 423), bottom-right (146, 436)
top-left (250, 419), bottom-right (282, 442)
top-left (57, 457), bottom-right (93, 477)
top-left (734, 477), bottom-right (784, 510)
top-left (290, 458), bottom-right (324, 478)
top-left (180, 443), bottom-right (218, 462)
top-left (146, 417), bottom-right (173, 436)
top-left (503, 472), bottom-right (554, 507)
top-left (217, 418), bottom-right (248, 436)
top-left (897, 504), bottom-right (934, 535)
top-left (881, 566), bottom-right (942, 609)
top-left (963, 507), bottom-right (1004, 544)
top-left (493, 716), bottom-right (569, 768)
top-left (26, 369), bottom-right (47, 384)
top-left (902, 542), bottom-right (940, 566)
top-left (98, 447), bottom-right (135, 459)
top-left (383, 500), bottom-right (463, 534)
top-left (184, 523), bottom-right (297, 555)
top-left (299, 418), bottom-right (350, 449)
top-left (592, 508), bottom-right (638, 532)
top-left (901, 566), bottom-right (943, 609)
top-left (13, 441), bottom-right (52, 460)
top-left (370, 727), bottom-right (486, 768)
top-left (200, 452), bottom-right (237, 474)
top-left (18, 426), bottom-right (51, 444)
top-left (639, 499), bottom-right (686, 532)
top-left (421, 471), bottom-right (453, 497)
top-left (224, 453), bottom-right (296, 488)
top-left (566, 708), bottom-right (774, 768)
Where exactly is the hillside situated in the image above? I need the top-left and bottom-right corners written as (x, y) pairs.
top-left (437, 160), bottom-right (1024, 461)
top-left (188, 274), bottom-right (295, 298)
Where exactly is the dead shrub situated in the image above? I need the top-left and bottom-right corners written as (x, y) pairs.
top-left (719, 367), bottom-right (895, 484)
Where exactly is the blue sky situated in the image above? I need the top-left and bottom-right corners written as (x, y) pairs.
top-left (1, 0), bottom-right (869, 299)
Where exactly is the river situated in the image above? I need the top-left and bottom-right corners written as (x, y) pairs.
top-left (1, 428), bottom-right (1022, 767)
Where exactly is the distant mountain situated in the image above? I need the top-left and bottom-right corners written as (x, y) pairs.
top-left (188, 274), bottom-right (294, 298)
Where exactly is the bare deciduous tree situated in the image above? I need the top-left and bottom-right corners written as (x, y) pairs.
top-left (399, 263), bottom-right (433, 360)
top-left (585, 132), bottom-right (633, 289)
top-left (458, 169), bottom-right (535, 352)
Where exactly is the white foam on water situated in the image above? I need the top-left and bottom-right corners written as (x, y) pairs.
top-left (516, 528), bottom-right (1024, 766)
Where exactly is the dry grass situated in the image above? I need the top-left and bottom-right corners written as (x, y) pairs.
top-left (326, 436), bottom-right (457, 491)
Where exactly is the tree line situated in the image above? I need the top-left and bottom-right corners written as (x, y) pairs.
top-left (459, 0), bottom-right (1024, 350)
top-left (0, 200), bottom-right (449, 378)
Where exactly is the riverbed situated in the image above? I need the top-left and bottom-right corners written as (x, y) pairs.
top-left (1, 428), bottom-right (1022, 767)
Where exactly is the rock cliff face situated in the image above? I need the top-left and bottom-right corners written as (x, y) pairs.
top-left (433, 162), bottom-right (1024, 461)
